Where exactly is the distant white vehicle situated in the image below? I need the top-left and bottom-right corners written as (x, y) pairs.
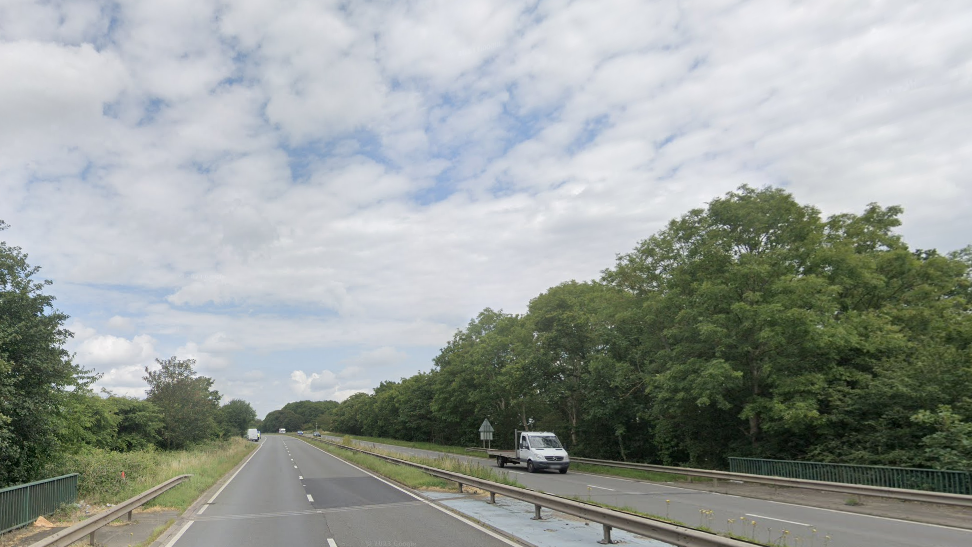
top-left (488, 430), bottom-right (570, 474)
top-left (247, 428), bottom-right (260, 442)
top-left (279, 428), bottom-right (286, 434)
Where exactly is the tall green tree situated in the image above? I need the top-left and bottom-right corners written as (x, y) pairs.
top-left (219, 399), bottom-right (257, 438)
top-left (0, 222), bottom-right (86, 485)
top-left (144, 357), bottom-right (221, 449)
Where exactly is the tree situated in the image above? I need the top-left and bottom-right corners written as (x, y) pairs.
top-left (144, 357), bottom-right (221, 449)
top-left (1, 221), bottom-right (86, 485)
top-left (108, 396), bottom-right (163, 451)
top-left (219, 399), bottom-right (257, 438)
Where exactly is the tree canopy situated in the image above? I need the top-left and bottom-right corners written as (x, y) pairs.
top-left (0, 222), bottom-right (86, 485)
top-left (144, 357), bottom-right (222, 449)
top-left (268, 186), bottom-right (972, 471)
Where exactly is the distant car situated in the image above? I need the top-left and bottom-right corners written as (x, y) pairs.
top-left (313, 432), bottom-right (321, 437)
top-left (297, 431), bottom-right (303, 436)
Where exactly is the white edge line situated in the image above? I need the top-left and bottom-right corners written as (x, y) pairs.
top-left (307, 494), bottom-right (314, 502)
top-left (302, 440), bottom-right (521, 547)
top-left (577, 472), bottom-right (972, 533)
top-left (745, 514), bottom-right (810, 527)
top-left (206, 441), bottom-right (264, 505)
top-left (327, 539), bottom-right (338, 547)
top-left (162, 521), bottom-right (194, 547)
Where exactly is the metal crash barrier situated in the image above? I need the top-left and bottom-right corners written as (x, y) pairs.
top-left (27, 474), bottom-right (191, 547)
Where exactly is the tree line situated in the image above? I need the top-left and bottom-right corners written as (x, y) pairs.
top-left (0, 221), bottom-right (258, 487)
top-left (266, 187), bottom-right (972, 470)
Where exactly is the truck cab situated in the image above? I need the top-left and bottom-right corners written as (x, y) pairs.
top-left (488, 429), bottom-right (570, 473)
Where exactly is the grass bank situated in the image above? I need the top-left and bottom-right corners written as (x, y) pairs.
top-left (49, 437), bottom-right (256, 510)
top-left (325, 433), bottom-right (491, 459)
top-left (300, 435), bottom-right (522, 490)
top-left (325, 432), bottom-right (709, 485)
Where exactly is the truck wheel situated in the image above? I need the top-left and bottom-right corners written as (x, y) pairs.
top-left (527, 460), bottom-right (535, 473)
top-left (559, 468), bottom-right (568, 474)
top-left (497, 457), bottom-right (505, 468)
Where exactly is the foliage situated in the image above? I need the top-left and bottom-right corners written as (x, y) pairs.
top-left (144, 357), bottom-right (221, 449)
top-left (263, 186), bottom-right (972, 471)
top-left (49, 438), bottom-right (254, 507)
top-left (0, 221), bottom-right (88, 486)
top-left (219, 399), bottom-right (257, 438)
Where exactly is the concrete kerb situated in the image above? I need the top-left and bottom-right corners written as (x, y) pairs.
top-left (148, 442), bottom-right (263, 547)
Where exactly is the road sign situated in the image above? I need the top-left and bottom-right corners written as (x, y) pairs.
top-left (479, 418), bottom-right (494, 449)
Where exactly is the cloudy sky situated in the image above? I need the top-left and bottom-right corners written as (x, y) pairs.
top-left (1, 0), bottom-right (969, 418)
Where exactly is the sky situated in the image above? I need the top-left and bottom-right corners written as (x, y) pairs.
top-left (1, 0), bottom-right (970, 419)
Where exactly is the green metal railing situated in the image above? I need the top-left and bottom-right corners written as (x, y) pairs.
top-left (729, 457), bottom-right (972, 495)
top-left (0, 474), bottom-right (78, 534)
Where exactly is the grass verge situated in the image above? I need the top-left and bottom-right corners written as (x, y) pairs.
top-left (49, 437), bottom-right (256, 510)
top-left (300, 435), bottom-right (522, 490)
top-left (324, 433), bottom-right (491, 459)
top-left (324, 432), bottom-right (710, 485)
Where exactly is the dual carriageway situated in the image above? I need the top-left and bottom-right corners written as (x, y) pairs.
top-left (154, 434), bottom-right (972, 547)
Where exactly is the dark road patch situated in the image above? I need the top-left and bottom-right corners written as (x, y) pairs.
top-left (303, 477), bottom-right (415, 510)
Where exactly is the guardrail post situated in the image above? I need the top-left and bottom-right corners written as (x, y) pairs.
top-left (598, 524), bottom-right (614, 544)
top-left (88, 531), bottom-right (95, 545)
top-left (489, 491), bottom-right (496, 504)
top-left (458, 483), bottom-right (463, 493)
top-left (532, 504), bottom-right (542, 520)
top-left (127, 510), bottom-right (133, 521)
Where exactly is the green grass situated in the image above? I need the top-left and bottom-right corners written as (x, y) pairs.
top-left (305, 439), bottom-right (456, 490)
top-left (300, 435), bottom-right (523, 489)
top-left (324, 432), bottom-right (492, 459)
top-left (50, 438), bottom-right (256, 510)
top-left (324, 432), bottom-right (710, 485)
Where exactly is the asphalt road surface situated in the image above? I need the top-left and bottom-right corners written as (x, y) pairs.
top-left (163, 435), bottom-right (518, 547)
top-left (320, 436), bottom-right (972, 547)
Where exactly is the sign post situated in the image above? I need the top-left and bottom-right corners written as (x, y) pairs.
top-left (479, 419), bottom-right (495, 450)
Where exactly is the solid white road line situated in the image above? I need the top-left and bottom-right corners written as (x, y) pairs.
top-left (746, 514), bottom-right (810, 527)
top-left (307, 494), bottom-right (314, 503)
top-left (162, 521), bottom-right (194, 547)
top-left (327, 539), bottom-right (338, 547)
top-left (298, 476), bottom-right (303, 480)
top-left (586, 484), bottom-right (615, 491)
top-left (301, 440), bottom-right (520, 547)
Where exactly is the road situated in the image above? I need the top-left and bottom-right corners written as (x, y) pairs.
top-left (163, 435), bottom-right (518, 547)
top-left (320, 435), bottom-right (972, 547)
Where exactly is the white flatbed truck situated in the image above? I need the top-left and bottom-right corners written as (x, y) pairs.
top-left (487, 430), bottom-right (570, 474)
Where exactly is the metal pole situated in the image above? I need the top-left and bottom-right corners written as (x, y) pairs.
top-left (599, 524), bottom-right (614, 544)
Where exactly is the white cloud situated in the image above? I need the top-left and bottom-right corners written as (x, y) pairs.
top-left (290, 368), bottom-right (371, 402)
top-left (94, 364), bottom-right (150, 398)
top-left (107, 315), bottom-right (136, 332)
top-left (76, 334), bottom-right (156, 368)
top-left (343, 347), bottom-right (408, 369)
top-left (2, 0), bottom-right (971, 417)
